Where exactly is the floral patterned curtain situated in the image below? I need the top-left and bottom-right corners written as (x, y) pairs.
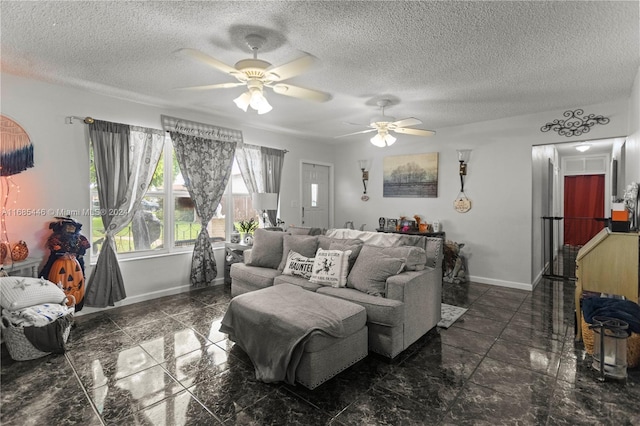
top-left (170, 132), bottom-right (236, 287)
top-left (86, 121), bottom-right (164, 307)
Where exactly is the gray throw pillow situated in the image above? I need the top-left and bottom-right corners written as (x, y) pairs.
top-left (329, 239), bottom-right (364, 272)
top-left (278, 235), bottom-right (319, 271)
top-left (347, 246), bottom-right (405, 297)
top-left (247, 229), bottom-right (289, 269)
top-left (366, 245), bottom-right (427, 271)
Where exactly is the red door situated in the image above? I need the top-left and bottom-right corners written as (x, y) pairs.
top-left (564, 174), bottom-right (604, 246)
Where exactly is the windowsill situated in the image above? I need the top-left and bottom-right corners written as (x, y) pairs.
top-left (88, 243), bottom-right (227, 266)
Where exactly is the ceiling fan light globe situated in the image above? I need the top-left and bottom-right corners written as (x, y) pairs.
top-left (256, 101), bottom-right (273, 115)
top-left (370, 133), bottom-right (386, 147)
top-left (248, 89), bottom-right (272, 114)
top-left (233, 91), bottom-right (251, 112)
top-left (385, 134), bottom-right (397, 146)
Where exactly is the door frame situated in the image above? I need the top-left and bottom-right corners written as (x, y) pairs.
top-left (299, 160), bottom-right (334, 229)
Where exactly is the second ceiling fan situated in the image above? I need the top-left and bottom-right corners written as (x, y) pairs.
top-left (336, 99), bottom-right (435, 147)
top-left (176, 34), bottom-right (331, 114)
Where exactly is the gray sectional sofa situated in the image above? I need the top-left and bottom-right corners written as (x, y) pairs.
top-left (229, 228), bottom-right (444, 359)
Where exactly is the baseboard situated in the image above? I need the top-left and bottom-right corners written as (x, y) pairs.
top-left (468, 275), bottom-right (533, 291)
top-left (76, 277), bottom-right (226, 316)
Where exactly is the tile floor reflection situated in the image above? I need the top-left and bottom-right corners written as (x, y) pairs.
top-left (1, 279), bottom-right (639, 425)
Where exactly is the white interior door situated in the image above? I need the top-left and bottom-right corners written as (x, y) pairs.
top-left (301, 163), bottom-right (330, 228)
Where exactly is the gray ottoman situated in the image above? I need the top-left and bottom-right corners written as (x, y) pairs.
top-left (220, 283), bottom-right (368, 389)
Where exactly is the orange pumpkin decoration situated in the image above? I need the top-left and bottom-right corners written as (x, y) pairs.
top-left (10, 240), bottom-right (29, 261)
top-left (48, 253), bottom-right (85, 311)
top-left (0, 242), bottom-right (9, 262)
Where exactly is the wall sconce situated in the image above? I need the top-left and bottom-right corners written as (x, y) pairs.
top-left (457, 149), bottom-right (471, 192)
top-left (358, 159), bottom-right (370, 201)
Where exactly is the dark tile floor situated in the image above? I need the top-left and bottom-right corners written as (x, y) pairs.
top-left (1, 279), bottom-right (639, 425)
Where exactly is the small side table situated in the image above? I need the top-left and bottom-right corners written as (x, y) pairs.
top-left (224, 243), bottom-right (247, 286)
top-left (1, 257), bottom-right (42, 278)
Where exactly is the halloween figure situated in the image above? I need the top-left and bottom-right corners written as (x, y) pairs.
top-left (40, 216), bottom-right (90, 312)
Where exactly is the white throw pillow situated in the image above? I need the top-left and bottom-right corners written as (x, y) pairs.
top-left (0, 276), bottom-right (67, 310)
top-left (281, 250), bottom-right (315, 280)
top-left (309, 249), bottom-right (352, 287)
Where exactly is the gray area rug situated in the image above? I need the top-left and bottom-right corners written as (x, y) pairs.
top-left (438, 303), bottom-right (468, 328)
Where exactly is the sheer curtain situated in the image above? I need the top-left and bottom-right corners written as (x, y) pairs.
top-left (236, 144), bottom-right (263, 195)
top-left (170, 132), bottom-right (236, 287)
top-left (85, 121), bottom-right (164, 307)
top-left (261, 147), bottom-right (286, 227)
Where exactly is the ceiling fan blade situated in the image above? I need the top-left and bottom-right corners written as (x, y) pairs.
top-left (393, 127), bottom-right (436, 137)
top-left (391, 117), bottom-right (422, 128)
top-left (174, 82), bottom-right (245, 91)
top-left (334, 129), bottom-right (377, 139)
top-left (266, 54), bottom-right (318, 81)
top-left (177, 48), bottom-right (238, 75)
top-left (271, 83), bottom-right (332, 102)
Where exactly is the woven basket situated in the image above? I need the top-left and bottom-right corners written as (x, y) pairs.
top-left (581, 317), bottom-right (640, 369)
top-left (1, 311), bottom-right (72, 361)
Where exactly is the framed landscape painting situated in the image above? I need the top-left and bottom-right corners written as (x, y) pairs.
top-left (383, 152), bottom-right (438, 198)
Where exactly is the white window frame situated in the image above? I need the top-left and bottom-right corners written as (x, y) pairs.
top-left (90, 136), bottom-right (251, 263)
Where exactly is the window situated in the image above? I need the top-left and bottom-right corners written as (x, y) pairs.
top-left (90, 135), bottom-right (259, 258)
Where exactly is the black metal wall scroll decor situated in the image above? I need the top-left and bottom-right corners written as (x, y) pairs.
top-left (540, 109), bottom-right (610, 137)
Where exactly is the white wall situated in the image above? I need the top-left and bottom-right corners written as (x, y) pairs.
top-left (626, 66), bottom-right (640, 185)
top-left (332, 99), bottom-right (630, 290)
top-left (2, 70), bottom-right (637, 308)
top-left (0, 73), bottom-right (333, 313)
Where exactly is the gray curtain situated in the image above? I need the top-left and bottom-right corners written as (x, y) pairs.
top-left (170, 131), bottom-right (236, 287)
top-left (261, 147), bottom-right (286, 227)
top-left (85, 121), bottom-right (164, 307)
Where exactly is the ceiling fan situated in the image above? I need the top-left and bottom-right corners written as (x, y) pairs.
top-left (336, 99), bottom-right (436, 147)
top-left (175, 34), bottom-right (332, 114)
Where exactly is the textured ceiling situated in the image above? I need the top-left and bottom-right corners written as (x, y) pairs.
top-left (1, 1), bottom-right (638, 142)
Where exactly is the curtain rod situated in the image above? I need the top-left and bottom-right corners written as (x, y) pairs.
top-left (66, 117), bottom-right (288, 153)
top-left (65, 116), bottom-right (95, 124)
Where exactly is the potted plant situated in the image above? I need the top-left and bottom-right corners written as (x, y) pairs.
top-left (235, 218), bottom-right (259, 244)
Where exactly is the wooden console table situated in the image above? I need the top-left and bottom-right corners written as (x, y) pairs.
top-left (574, 228), bottom-right (639, 341)
top-left (376, 229), bottom-right (446, 239)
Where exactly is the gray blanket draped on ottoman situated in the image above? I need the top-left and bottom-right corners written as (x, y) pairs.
top-left (219, 284), bottom-right (347, 384)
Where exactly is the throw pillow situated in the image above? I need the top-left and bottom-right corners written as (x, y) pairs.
top-left (277, 235), bottom-right (319, 271)
top-left (0, 276), bottom-right (67, 310)
top-left (329, 239), bottom-right (364, 272)
top-left (366, 245), bottom-right (427, 271)
top-left (309, 249), bottom-right (352, 287)
top-left (247, 228), bottom-right (289, 269)
top-left (347, 246), bottom-right (405, 297)
top-left (281, 250), bottom-right (315, 280)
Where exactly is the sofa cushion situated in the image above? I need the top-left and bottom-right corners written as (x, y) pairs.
top-left (347, 246), bottom-right (405, 296)
top-left (230, 263), bottom-right (282, 290)
top-left (277, 235), bottom-right (319, 271)
top-left (281, 250), bottom-right (315, 279)
top-left (288, 226), bottom-right (312, 235)
top-left (328, 239), bottom-right (363, 272)
top-left (274, 274), bottom-right (324, 292)
top-left (316, 287), bottom-right (404, 327)
top-left (309, 249), bottom-right (351, 288)
top-left (247, 228), bottom-right (288, 269)
top-left (365, 245), bottom-right (426, 271)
